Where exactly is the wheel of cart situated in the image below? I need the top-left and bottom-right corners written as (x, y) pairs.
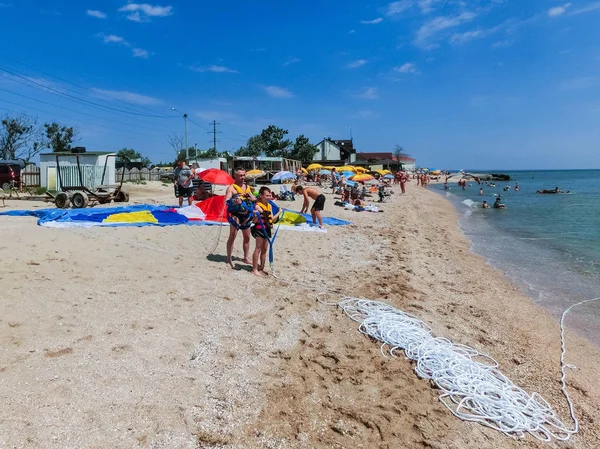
top-left (55, 192), bottom-right (70, 209)
top-left (113, 190), bottom-right (129, 203)
top-left (71, 191), bottom-right (89, 208)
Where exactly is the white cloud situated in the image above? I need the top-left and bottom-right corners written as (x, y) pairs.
top-left (415, 12), bottom-right (477, 48)
top-left (98, 33), bottom-right (129, 45)
top-left (492, 39), bottom-right (513, 48)
top-left (355, 87), bottom-right (379, 99)
top-left (347, 59), bottom-right (368, 68)
top-left (132, 48), bottom-right (149, 58)
top-left (548, 3), bottom-right (572, 17)
top-left (87, 9), bottom-right (107, 19)
top-left (385, 0), bottom-right (414, 16)
top-left (360, 17), bottom-right (383, 24)
top-left (450, 29), bottom-right (482, 44)
top-left (118, 3), bottom-right (173, 22)
top-left (91, 88), bottom-right (162, 105)
top-left (394, 62), bottom-right (417, 73)
top-left (349, 29), bottom-right (356, 34)
top-left (191, 65), bottom-right (238, 73)
top-left (283, 57), bottom-right (301, 66)
top-left (261, 86), bottom-right (294, 99)
top-left (418, 0), bottom-right (442, 14)
top-left (570, 1), bottom-right (600, 15)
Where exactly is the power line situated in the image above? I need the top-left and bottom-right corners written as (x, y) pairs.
top-left (0, 65), bottom-right (177, 119)
top-left (0, 52), bottom-right (177, 117)
top-left (0, 87), bottom-right (175, 135)
top-left (0, 98), bottom-right (164, 145)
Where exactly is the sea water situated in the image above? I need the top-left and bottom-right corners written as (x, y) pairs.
top-left (431, 170), bottom-right (600, 347)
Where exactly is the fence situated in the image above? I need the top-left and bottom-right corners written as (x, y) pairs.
top-left (57, 166), bottom-right (105, 190)
top-left (117, 167), bottom-right (171, 182)
top-left (21, 164), bottom-right (40, 187)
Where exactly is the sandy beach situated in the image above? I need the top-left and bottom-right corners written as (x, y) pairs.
top-left (1, 181), bottom-right (600, 448)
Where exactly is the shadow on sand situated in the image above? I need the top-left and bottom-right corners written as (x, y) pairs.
top-left (206, 253), bottom-right (252, 271)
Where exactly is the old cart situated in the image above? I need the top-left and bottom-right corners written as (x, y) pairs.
top-left (53, 154), bottom-right (130, 208)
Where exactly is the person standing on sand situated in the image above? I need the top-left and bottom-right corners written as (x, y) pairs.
top-left (251, 187), bottom-right (282, 276)
top-left (294, 185), bottom-right (325, 228)
top-left (173, 159), bottom-right (194, 207)
top-left (225, 168), bottom-right (256, 267)
top-left (400, 171), bottom-right (407, 194)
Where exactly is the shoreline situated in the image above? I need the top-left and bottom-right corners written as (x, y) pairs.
top-left (431, 182), bottom-right (600, 349)
top-left (1, 182), bottom-right (600, 448)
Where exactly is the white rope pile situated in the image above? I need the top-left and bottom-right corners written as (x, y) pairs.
top-left (338, 297), bottom-right (579, 442)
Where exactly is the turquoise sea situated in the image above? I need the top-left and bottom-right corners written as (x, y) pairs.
top-left (432, 170), bottom-right (600, 346)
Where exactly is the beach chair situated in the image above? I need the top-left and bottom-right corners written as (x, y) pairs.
top-left (378, 186), bottom-right (391, 203)
top-left (279, 184), bottom-right (295, 201)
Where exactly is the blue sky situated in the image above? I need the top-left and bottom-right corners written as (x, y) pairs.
top-left (0, 1), bottom-right (599, 169)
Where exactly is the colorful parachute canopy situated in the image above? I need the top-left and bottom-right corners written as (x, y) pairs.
top-left (0, 196), bottom-right (351, 230)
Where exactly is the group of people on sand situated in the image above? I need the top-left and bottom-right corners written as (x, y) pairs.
top-left (224, 168), bottom-right (325, 276)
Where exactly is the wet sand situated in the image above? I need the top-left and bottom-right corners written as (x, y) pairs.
top-left (1, 181), bottom-right (599, 448)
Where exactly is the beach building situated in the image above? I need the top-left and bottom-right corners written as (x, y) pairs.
top-left (231, 156), bottom-right (301, 179)
top-left (354, 152), bottom-right (416, 171)
top-left (189, 157), bottom-right (230, 172)
top-left (39, 149), bottom-right (116, 191)
top-left (312, 138), bottom-right (357, 166)
top-left (398, 156), bottom-right (416, 171)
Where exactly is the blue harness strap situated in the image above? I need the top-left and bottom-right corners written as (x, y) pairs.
top-left (255, 207), bottom-right (284, 265)
top-left (226, 196), bottom-right (254, 230)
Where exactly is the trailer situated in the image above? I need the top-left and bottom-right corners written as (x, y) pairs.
top-left (53, 154), bottom-right (129, 208)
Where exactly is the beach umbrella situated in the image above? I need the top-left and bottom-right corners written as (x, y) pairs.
top-left (345, 180), bottom-right (357, 187)
top-left (351, 173), bottom-right (375, 182)
top-left (271, 171), bottom-right (295, 182)
top-left (307, 163), bottom-right (323, 171)
top-left (301, 167), bottom-right (308, 174)
top-left (373, 169), bottom-right (387, 176)
top-left (319, 169), bottom-right (331, 175)
top-left (355, 167), bottom-right (368, 173)
top-left (383, 174), bottom-right (394, 179)
top-left (323, 166), bottom-right (335, 170)
top-left (198, 168), bottom-right (235, 185)
top-left (337, 166), bottom-right (356, 173)
top-left (342, 171), bottom-right (355, 178)
top-left (245, 169), bottom-right (265, 179)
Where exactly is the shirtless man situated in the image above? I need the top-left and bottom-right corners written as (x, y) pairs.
top-left (294, 185), bottom-right (325, 228)
top-left (225, 168), bottom-right (256, 267)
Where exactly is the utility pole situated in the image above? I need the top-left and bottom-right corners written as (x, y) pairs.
top-left (184, 113), bottom-right (188, 160)
top-left (208, 120), bottom-right (221, 153)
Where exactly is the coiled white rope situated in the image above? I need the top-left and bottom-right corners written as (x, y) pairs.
top-left (334, 297), bottom-right (600, 441)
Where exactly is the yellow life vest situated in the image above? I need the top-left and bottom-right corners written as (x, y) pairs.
top-left (232, 183), bottom-right (252, 197)
top-left (256, 201), bottom-right (272, 229)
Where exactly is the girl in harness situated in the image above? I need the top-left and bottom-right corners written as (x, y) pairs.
top-left (251, 186), bottom-right (282, 276)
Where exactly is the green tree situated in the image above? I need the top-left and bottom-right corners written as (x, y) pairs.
top-left (235, 134), bottom-right (264, 157)
top-left (44, 122), bottom-right (78, 153)
top-left (260, 125), bottom-right (292, 158)
top-left (290, 134), bottom-right (318, 162)
top-left (0, 113), bottom-right (43, 161)
top-left (117, 148), bottom-right (151, 167)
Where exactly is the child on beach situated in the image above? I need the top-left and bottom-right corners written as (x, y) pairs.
top-left (251, 187), bottom-right (281, 276)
